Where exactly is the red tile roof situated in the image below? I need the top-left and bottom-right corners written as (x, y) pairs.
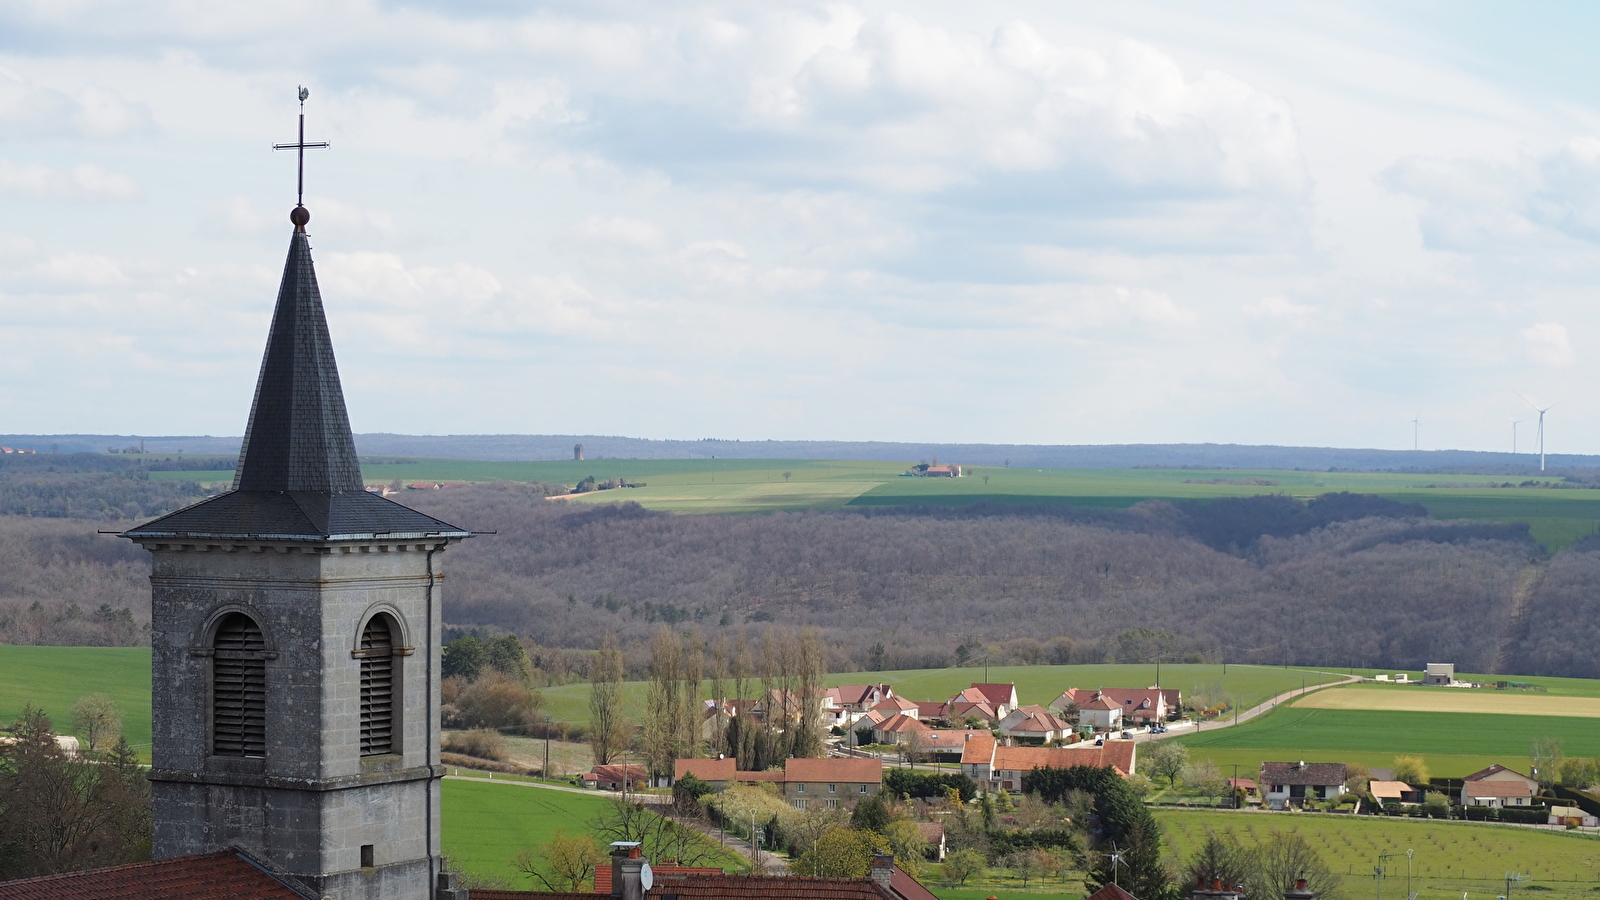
top-left (992, 742), bottom-right (1136, 776)
top-left (1463, 780), bottom-right (1536, 798)
top-left (1463, 764), bottom-right (1534, 783)
top-left (1086, 883), bottom-right (1141, 900)
top-left (0, 851), bottom-right (307, 900)
top-left (481, 873), bottom-right (899, 899)
top-left (593, 864), bottom-right (722, 893)
top-left (968, 684), bottom-right (1016, 705)
top-left (876, 714), bottom-right (931, 734)
top-left (590, 764), bottom-right (645, 784)
top-left (653, 872), bottom-right (895, 899)
top-left (888, 867), bottom-right (939, 900)
top-left (676, 757), bottom-right (738, 782)
top-left (786, 757), bottom-right (883, 784)
top-left (921, 729), bottom-right (989, 749)
top-left (960, 733), bottom-right (997, 765)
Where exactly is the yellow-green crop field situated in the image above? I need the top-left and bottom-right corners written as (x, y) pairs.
top-left (1160, 809), bottom-right (1600, 900)
top-left (153, 457), bottom-right (1600, 549)
top-left (1298, 685), bottom-right (1600, 717)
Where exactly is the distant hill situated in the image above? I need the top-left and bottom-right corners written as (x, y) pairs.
top-left (4, 432), bottom-right (1598, 472)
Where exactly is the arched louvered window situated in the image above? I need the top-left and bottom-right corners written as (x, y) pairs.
top-left (212, 613), bottom-right (267, 757)
top-left (360, 616), bottom-right (396, 756)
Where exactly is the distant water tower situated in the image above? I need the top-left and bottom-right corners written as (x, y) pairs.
top-left (574, 443), bottom-right (584, 461)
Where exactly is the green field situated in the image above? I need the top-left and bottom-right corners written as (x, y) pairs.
top-left (152, 458), bottom-right (1600, 549)
top-left (1170, 701), bottom-right (1600, 779)
top-left (1159, 809), bottom-right (1600, 900)
top-left (0, 645), bottom-right (151, 753)
top-left (440, 779), bottom-right (745, 887)
top-left (538, 663), bottom-right (1349, 728)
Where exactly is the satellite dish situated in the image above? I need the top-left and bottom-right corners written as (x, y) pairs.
top-left (640, 862), bottom-right (654, 891)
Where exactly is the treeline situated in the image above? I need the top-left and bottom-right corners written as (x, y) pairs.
top-left (400, 486), bottom-right (1543, 675)
top-left (2, 478), bottom-right (1593, 679)
top-left (0, 516), bottom-right (151, 646)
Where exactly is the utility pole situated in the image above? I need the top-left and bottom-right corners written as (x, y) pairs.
top-left (542, 714), bottom-right (553, 778)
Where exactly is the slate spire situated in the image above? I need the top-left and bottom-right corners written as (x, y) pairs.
top-left (232, 229), bottom-right (364, 492)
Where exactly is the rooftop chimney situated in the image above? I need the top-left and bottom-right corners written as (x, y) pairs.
top-left (1285, 878), bottom-right (1319, 900)
top-left (870, 853), bottom-right (894, 889)
top-left (609, 842), bottom-right (646, 900)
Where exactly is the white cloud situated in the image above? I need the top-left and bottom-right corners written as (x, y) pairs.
top-left (0, 69), bottom-right (152, 139)
top-left (1522, 322), bottom-right (1575, 368)
top-left (0, 158), bottom-right (141, 200)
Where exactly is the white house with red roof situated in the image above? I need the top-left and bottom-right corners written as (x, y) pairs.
top-left (998, 704), bottom-right (1074, 744)
top-left (1050, 687), bottom-right (1180, 725)
top-left (1462, 764), bottom-right (1539, 807)
top-left (960, 734), bottom-right (1137, 791)
top-left (950, 683), bottom-right (1018, 717)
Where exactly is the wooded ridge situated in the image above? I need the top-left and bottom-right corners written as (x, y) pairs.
top-left (6, 478), bottom-right (1599, 680)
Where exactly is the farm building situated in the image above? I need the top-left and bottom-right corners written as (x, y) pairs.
top-left (1369, 780), bottom-right (1421, 804)
top-left (581, 763), bottom-right (647, 791)
top-left (1425, 663), bottom-right (1455, 685)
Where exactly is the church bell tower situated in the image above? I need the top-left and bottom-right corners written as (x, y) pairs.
top-left (123, 94), bottom-right (468, 900)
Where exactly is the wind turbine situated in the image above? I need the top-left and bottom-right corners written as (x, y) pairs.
top-left (1412, 414), bottom-right (1420, 452)
top-left (1516, 394), bottom-right (1555, 472)
top-left (1511, 419), bottom-right (1519, 455)
top-left (1107, 845), bottom-right (1126, 887)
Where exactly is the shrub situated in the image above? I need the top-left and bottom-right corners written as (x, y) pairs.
top-left (444, 728), bottom-right (506, 761)
top-left (1421, 792), bottom-right (1452, 819)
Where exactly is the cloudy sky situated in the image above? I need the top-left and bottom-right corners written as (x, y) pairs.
top-left (3, 1), bottom-right (1598, 452)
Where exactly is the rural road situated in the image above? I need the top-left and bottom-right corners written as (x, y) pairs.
top-left (445, 774), bottom-right (668, 804)
top-left (1132, 669), bottom-right (1363, 744)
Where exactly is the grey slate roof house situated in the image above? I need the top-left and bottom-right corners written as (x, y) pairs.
top-left (1259, 761), bottom-right (1348, 809)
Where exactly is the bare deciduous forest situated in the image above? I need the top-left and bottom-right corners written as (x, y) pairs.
top-left (5, 469), bottom-right (1599, 680)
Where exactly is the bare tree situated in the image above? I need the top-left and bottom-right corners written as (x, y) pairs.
top-left (70, 694), bottom-right (121, 754)
top-left (589, 634), bottom-right (627, 766)
top-left (513, 831), bottom-right (604, 891)
top-left (1245, 830), bottom-right (1343, 900)
top-left (592, 799), bottom-right (721, 866)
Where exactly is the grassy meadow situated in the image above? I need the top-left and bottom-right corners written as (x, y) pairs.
top-left (152, 457), bottom-right (1600, 550)
top-left (0, 645), bottom-right (151, 754)
top-left (1159, 809), bottom-right (1600, 900)
top-left (440, 778), bottom-right (747, 887)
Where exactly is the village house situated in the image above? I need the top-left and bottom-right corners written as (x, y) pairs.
top-left (949, 683), bottom-right (1018, 718)
top-left (1050, 686), bottom-right (1181, 725)
top-left (1462, 764), bottom-right (1539, 808)
top-left (919, 728), bottom-right (992, 761)
top-left (672, 756), bottom-right (884, 811)
top-left (1368, 780), bottom-right (1422, 804)
top-left (960, 733), bottom-right (1136, 791)
top-left (827, 684), bottom-right (897, 721)
top-left (1071, 692), bottom-right (1123, 731)
top-left (866, 712), bottom-right (933, 746)
top-left (998, 704), bottom-right (1074, 744)
top-left (1259, 761), bottom-right (1348, 809)
top-left (581, 763), bottom-right (647, 791)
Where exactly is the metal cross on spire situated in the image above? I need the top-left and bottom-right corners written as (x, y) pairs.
top-left (272, 85), bottom-right (330, 231)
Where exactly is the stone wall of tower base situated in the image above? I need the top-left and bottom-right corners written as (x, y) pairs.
top-left (153, 775), bottom-right (441, 900)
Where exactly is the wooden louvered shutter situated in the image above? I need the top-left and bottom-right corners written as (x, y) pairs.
top-left (212, 613), bottom-right (267, 757)
top-left (360, 617), bottom-right (395, 755)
